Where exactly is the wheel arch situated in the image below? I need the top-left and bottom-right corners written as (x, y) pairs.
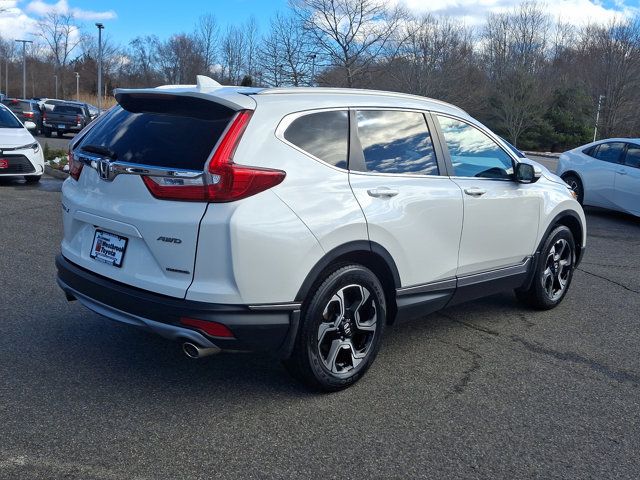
top-left (539, 210), bottom-right (585, 266)
top-left (295, 241), bottom-right (401, 324)
top-left (560, 170), bottom-right (584, 187)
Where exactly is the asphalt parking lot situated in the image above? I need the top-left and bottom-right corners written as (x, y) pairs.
top-left (1, 171), bottom-right (639, 479)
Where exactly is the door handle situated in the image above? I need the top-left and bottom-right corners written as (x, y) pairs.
top-left (617, 169), bottom-right (627, 175)
top-left (464, 187), bottom-right (487, 197)
top-left (367, 187), bottom-right (399, 198)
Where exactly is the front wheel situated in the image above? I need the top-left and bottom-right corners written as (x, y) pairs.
top-left (563, 174), bottom-right (583, 205)
top-left (283, 264), bottom-right (386, 391)
top-left (516, 225), bottom-right (575, 310)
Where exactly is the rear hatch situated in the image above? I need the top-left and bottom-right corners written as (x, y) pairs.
top-left (61, 88), bottom-right (255, 298)
top-left (46, 104), bottom-right (82, 127)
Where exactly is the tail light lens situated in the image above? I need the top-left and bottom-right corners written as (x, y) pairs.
top-left (68, 148), bottom-right (83, 181)
top-left (179, 317), bottom-right (235, 338)
top-left (23, 111), bottom-right (34, 119)
top-left (142, 110), bottom-right (285, 202)
top-left (76, 114), bottom-right (82, 124)
top-left (43, 113), bottom-right (47, 121)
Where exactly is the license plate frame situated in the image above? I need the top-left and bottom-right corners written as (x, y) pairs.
top-left (90, 229), bottom-right (128, 268)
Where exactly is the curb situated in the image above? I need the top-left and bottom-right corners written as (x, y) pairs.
top-left (524, 151), bottom-right (561, 159)
top-left (45, 164), bottom-right (69, 180)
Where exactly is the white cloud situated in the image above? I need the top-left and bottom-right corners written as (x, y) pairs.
top-left (26, 0), bottom-right (117, 21)
top-left (398, 0), bottom-right (639, 26)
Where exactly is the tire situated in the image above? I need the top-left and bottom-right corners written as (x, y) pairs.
top-left (44, 128), bottom-right (51, 138)
top-left (24, 175), bottom-right (41, 184)
top-left (562, 174), bottom-right (583, 205)
top-left (515, 225), bottom-right (575, 310)
top-left (283, 264), bottom-right (386, 391)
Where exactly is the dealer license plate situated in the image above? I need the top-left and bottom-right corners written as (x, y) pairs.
top-left (90, 230), bottom-right (128, 267)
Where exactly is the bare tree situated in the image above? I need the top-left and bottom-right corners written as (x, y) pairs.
top-left (291, 0), bottom-right (406, 87)
top-left (195, 14), bottom-right (219, 76)
top-left (220, 25), bottom-right (246, 84)
top-left (128, 35), bottom-right (162, 86)
top-left (258, 13), bottom-right (313, 86)
top-left (156, 34), bottom-right (205, 84)
top-left (35, 12), bottom-right (81, 97)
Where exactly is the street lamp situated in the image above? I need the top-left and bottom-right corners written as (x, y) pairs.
top-left (307, 53), bottom-right (317, 87)
top-left (15, 39), bottom-right (33, 99)
top-left (95, 23), bottom-right (104, 112)
top-left (593, 94), bottom-right (605, 142)
top-left (53, 74), bottom-right (58, 98)
top-left (75, 72), bottom-right (80, 101)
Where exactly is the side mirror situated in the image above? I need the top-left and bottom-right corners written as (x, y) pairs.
top-left (515, 162), bottom-right (541, 184)
top-left (24, 121), bottom-right (37, 131)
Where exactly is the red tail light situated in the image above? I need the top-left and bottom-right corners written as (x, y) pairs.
top-left (180, 317), bottom-right (235, 338)
top-left (76, 114), bottom-right (82, 124)
top-left (142, 110), bottom-right (285, 202)
top-left (23, 111), bottom-right (34, 119)
top-left (68, 148), bottom-right (83, 181)
top-left (43, 113), bottom-right (47, 121)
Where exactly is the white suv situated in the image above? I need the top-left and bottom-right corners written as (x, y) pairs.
top-left (56, 77), bottom-right (586, 390)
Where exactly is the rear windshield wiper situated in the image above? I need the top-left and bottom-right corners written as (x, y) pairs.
top-left (80, 144), bottom-right (117, 159)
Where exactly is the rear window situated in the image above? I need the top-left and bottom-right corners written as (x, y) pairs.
top-left (2, 100), bottom-right (30, 111)
top-left (76, 98), bottom-right (235, 170)
top-left (0, 107), bottom-right (22, 128)
top-left (283, 110), bottom-right (348, 169)
top-left (53, 105), bottom-right (83, 115)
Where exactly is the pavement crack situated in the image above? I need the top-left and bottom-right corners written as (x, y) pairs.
top-left (439, 312), bottom-right (500, 336)
top-left (581, 261), bottom-right (632, 269)
top-left (511, 335), bottom-right (640, 386)
top-left (577, 267), bottom-right (640, 294)
top-left (452, 343), bottom-right (483, 393)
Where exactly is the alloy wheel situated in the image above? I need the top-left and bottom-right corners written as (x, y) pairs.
top-left (317, 284), bottom-right (377, 374)
top-left (542, 238), bottom-right (573, 301)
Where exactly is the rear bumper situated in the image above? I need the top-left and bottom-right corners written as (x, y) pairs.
top-left (56, 254), bottom-right (300, 354)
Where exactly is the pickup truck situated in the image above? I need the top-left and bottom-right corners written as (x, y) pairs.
top-left (42, 102), bottom-right (92, 137)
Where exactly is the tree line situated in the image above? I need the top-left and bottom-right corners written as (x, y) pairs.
top-left (1, 0), bottom-right (639, 151)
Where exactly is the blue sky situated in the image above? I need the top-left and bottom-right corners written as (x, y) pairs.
top-left (0, 0), bottom-right (639, 45)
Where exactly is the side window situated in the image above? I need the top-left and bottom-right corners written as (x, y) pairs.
top-left (624, 144), bottom-right (640, 169)
top-left (355, 110), bottom-right (438, 175)
top-left (283, 110), bottom-right (348, 169)
top-left (594, 142), bottom-right (625, 164)
top-left (436, 116), bottom-right (514, 179)
top-left (583, 146), bottom-right (597, 158)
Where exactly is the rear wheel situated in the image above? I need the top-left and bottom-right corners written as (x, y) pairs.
top-left (283, 264), bottom-right (386, 391)
top-left (562, 174), bottom-right (583, 205)
top-left (44, 128), bottom-right (51, 138)
top-left (516, 225), bottom-right (575, 310)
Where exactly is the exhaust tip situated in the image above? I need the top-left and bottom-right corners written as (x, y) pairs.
top-left (182, 342), bottom-right (200, 359)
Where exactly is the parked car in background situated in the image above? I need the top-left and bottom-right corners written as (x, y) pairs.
top-left (1, 98), bottom-right (43, 134)
top-left (86, 104), bottom-right (100, 120)
top-left (56, 79), bottom-right (586, 391)
top-left (0, 104), bottom-right (44, 183)
top-left (42, 101), bottom-right (92, 137)
top-left (557, 139), bottom-right (640, 217)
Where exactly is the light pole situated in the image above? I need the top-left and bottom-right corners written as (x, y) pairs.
top-left (96, 23), bottom-right (104, 112)
top-left (15, 39), bottom-right (33, 99)
top-left (593, 94), bottom-right (605, 142)
top-left (75, 72), bottom-right (80, 101)
top-left (307, 53), bottom-right (317, 86)
top-left (53, 74), bottom-right (58, 98)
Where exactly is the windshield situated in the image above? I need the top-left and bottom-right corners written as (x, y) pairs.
top-left (0, 107), bottom-right (23, 128)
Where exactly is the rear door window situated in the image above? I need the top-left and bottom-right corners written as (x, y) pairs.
top-left (355, 110), bottom-right (438, 175)
top-left (593, 142), bottom-right (625, 164)
top-left (283, 110), bottom-right (348, 169)
top-left (76, 97), bottom-right (235, 171)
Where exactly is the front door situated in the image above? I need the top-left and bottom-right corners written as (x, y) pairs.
top-left (614, 143), bottom-right (640, 216)
top-left (434, 114), bottom-right (541, 276)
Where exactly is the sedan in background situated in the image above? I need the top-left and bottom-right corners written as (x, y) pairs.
top-left (0, 104), bottom-right (44, 183)
top-left (557, 139), bottom-right (640, 217)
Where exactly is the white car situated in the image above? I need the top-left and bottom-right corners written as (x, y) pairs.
top-left (56, 77), bottom-right (586, 390)
top-left (0, 104), bottom-right (44, 183)
top-left (557, 138), bottom-right (640, 217)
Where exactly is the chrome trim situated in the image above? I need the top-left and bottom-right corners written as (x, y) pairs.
top-left (457, 258), bottom-right (531, 287)
top-left (248, 303), bottom-right (302, 311)
top-left (58, 278), bottom-right (219, 349)
top-left (75, 152), bottom-right (203, 182)
top-left (397, 278), bottom-right (457, 296)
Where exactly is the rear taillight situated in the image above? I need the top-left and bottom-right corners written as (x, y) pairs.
top-left (23, 111), bottom-right (34, 119)
top-left (76, 114), bottom-right (82, 124)
top-left (179, 317), bottom-right (235, 338)
top-left (42, 113), bottom-right (47, 121)
top-left (68, 149), bottom-right (83, 181)
top-left (142, 110), bottom-right (285, 202)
